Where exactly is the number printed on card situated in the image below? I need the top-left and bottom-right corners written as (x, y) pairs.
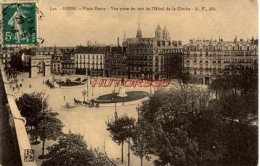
top-left (24, 149), bottom-right (34, 162)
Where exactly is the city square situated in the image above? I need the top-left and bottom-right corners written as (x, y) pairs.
top-left (14, 73), bottom-right (162, 166)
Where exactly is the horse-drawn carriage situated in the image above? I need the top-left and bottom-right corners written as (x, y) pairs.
top-left (74, 98), bottom-right (99, 108)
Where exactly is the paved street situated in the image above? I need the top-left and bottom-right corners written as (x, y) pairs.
top-left (15, 73), bottom-right (158, 166)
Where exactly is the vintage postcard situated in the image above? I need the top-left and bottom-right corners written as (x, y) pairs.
top-left (0, 0), bottom-right (258, 166)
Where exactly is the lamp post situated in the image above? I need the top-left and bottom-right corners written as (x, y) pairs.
top-left (112, 91), bottom-right (118, 121)
top-left (87, 78), bottom-right (89, 98)
top-left (90, 76), bottom-right (94, 97)
top-left (82, 89), bottom-right (87, 102)
top-left (128, 137), bottom-right (130, 166)
top-left (136, 104), bottom-right (140, 121)
top-left (40, 92), bottom-right (46, 158)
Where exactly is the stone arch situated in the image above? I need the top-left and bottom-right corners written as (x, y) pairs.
top-left (29, 55), bottom-right (51, 78)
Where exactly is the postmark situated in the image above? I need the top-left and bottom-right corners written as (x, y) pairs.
top-left (24, 149), bottom-right (34, 162)
top-left (2, 2), bottom-right (37, 46)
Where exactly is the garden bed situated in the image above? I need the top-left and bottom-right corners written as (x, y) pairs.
top-left (93, 91), bottom-right (151, 103)
top-left (56, 81), bottom-right (84, 86)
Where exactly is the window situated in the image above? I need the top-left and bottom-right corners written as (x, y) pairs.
top-left (194, 69), bottom-right (197, 75)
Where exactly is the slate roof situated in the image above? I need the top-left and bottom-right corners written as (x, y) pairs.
top-left (74, 46), bottom-right (110, 54)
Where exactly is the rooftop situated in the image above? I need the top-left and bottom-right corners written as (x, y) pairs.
top-left (74, 46), bottom-right (110, 54)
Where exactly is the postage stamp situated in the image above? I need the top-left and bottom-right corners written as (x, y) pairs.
top-left (1, 2), bottom-right (37, 46)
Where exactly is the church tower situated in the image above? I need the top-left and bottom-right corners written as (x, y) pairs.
top-left (155, 24), bottom-right (162, 40)
top-left (136, 13), bottom-right (142, 39)
top-left (162, 26), bottom-right (170, 41)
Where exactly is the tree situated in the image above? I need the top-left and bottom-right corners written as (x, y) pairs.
top-left (130, 120), bottom-right (151, 166)
top-left (16, 92), bottom-right (64, 157)
top-left (38, 111), bottom-right (63, 158)
top-left (42, 131), bottom-right (96, 166)
top-left (208, 76), bottom-right (224, 99)
top-left (139, 87), bottom-right (227, 166)
top-left (9, 53), bottom-right (23, 71)
top-left (176, 69), bottom-right (190, 87)
top-left (221, 122), bottom-right (258, 166)
top-left (16, 92), bottom-right (48, 142)
top-left (209, 63), bottom-right (258, 125)
top-left (138, 84), bottom-right (258, 165)
top-left (210, 64), bottom-right (258, 97)
top-left (106, 114), bottom-right (135, 163)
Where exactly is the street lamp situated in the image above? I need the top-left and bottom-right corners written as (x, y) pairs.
top-left (112, 91), bottom-right (118, 121)
top-left (136, 104), bottom-right (140, 121)
top-left (90, 76), bottom-right (94, 97)
top-left (40, 92), bottom-right (46, 159)
top-left (127, 137), bottom-right (130, 166)
top-left (82, 89), bottom-right (87, 102)
top-left (87, 78), bottom-right (89, 98)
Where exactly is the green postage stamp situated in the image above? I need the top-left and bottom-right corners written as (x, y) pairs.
top-left (2, 2), bottom-right (37, 46)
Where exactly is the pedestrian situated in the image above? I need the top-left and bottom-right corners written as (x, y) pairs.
top-left (64, 96), bottom-right (65, 101)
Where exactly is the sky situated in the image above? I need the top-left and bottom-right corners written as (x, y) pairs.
top-left (37, 0), bottom-right (258, 46)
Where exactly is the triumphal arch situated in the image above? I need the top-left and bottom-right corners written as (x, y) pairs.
top-left (29, 55), bottom-right (51, 78)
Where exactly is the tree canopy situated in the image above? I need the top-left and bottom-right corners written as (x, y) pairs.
top-left (137, 85), bottom-right (257, 166)
top-left (106, 114), bottom-right (135, 163)
top-left (42, 131), bottom-right (96, 166)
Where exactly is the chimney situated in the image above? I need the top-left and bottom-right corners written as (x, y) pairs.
top-left (117, 37), bottom-right (120, 47)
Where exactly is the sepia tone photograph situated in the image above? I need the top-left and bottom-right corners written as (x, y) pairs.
top-left (0, 0), bottom-right (258, 165)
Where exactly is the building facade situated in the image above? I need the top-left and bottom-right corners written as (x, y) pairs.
top-left (61, 58), bottom-right (75, 75)
top-left (183, 38), bottom-right (258, 84)
top-left (74, 46), bottom-right (106, 76)
top-left (0, 48), bottom-right (12, 69)
top-left (104, 46), bottom-right (127, 77)
top-left (52, 55), bottom-right (62, 74)
top-left (59, 48), bottom-right (75, 75)
top-left (123, 24), bottom-right (183, 79)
